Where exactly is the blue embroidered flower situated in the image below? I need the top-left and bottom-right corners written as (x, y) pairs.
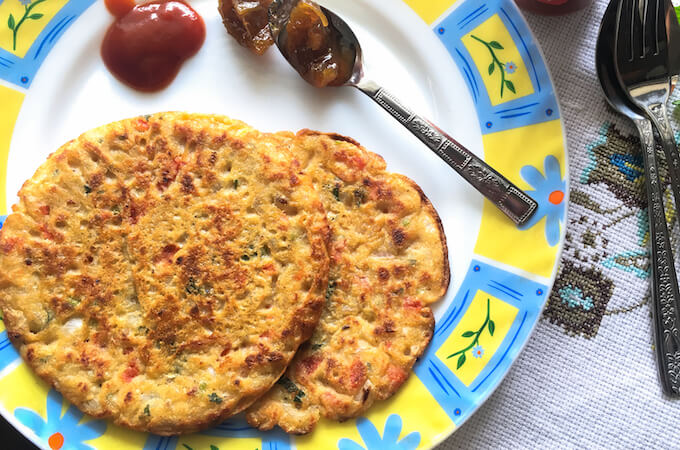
top-left (338, 415), bottom-right (420, 450)
top-left (472, 345), bottom-right (484, 358)
top-left (558, 285), bottom-right (594, 311)
top-left (519, 155), bottom-right (566, 246)
top-left (505, 62), bottom-right (517, 74)
top-left (19, 0), bottom-right (32, 5)
top-left (14, 389), bottom-right (106, 450)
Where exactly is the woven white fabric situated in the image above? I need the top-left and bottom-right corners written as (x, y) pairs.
top-left (440, 1), bottom-right (680, 448)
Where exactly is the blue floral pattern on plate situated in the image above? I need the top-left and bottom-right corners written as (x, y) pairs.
top-left (14, 389), bottom-right (106, 450)
top-left (338, 414), bottom-right (420, 450)
top-left (472, 344), bottom-right (484, 358)
top-left (519, 155), bottom-right (566, 246)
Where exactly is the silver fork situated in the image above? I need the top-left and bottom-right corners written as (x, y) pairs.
top-left (615, 0), bottom-right (680, 395)
top-left (616, 0), bottom-right (680, 212)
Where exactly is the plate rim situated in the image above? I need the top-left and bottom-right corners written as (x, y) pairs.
top-left (0, 0), bottom-right (569, 448)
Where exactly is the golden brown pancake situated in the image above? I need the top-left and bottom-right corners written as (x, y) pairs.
top-left (245, 130), bottom-right (449, 433)
top-left (0, 113), bottom-right (329, 435)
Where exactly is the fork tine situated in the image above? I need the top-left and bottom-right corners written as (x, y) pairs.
top-left (641, 0), bottom-right (672, 57)
top-left (642, 0), bottom-right (653, 55)
top-left (655, 0), bottom-right (664, 55)
top-left (652, 0), bottom-right (673, 57)
top-left (632, 0), bottom-right (645, 58)
top-left (643, 0), bottom-right (661, 56)
top-left (616, 0), bottom-right (635, 62)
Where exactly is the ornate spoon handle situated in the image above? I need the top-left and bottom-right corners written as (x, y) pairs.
top-left (355, 79), bottom-right (537, 227)
top-left (633, 117), bottom-right (680, 396)
top-left (645, 102), bottom-right (680, 220)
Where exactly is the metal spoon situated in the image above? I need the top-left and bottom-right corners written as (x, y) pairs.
top-left (597, 0), bottom-right (680, 396)
top-left (268, 0), bottom-right (538, 226)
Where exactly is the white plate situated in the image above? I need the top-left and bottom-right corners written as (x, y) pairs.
top-left (0, 0), bottom-right (567, 448)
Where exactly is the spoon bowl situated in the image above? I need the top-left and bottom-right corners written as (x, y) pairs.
top-left (268, 0), bottom-right (363, 86)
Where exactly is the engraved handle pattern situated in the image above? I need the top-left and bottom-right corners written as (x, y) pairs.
top-left (355, 80), bottom-right (537, 226)
top-left (648, 102), bottom-right (680, 219)
top-left (634, 117), bottom-right (680, 396)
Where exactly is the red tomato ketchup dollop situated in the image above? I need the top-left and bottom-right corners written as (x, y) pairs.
top-left (101, 0), bottom-right (206, 92)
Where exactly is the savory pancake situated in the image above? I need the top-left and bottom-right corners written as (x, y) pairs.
top-left (245, 130), bottom-right (449, 433)
top-left (0, 113), bottom-right (329, 435)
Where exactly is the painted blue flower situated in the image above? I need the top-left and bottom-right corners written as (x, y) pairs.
top-left (505, 62), bottom-right (517, 74)
top-left (472, 345), bottom-right (484, 358)
top-left (519, 155), bottom-right (566, 246)
top-left (338, 414), bottom-right (420, 450)
top-left (19, 0), bottom-right (32, 5)
top-left (14, 389), bottom-right (106, 450)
